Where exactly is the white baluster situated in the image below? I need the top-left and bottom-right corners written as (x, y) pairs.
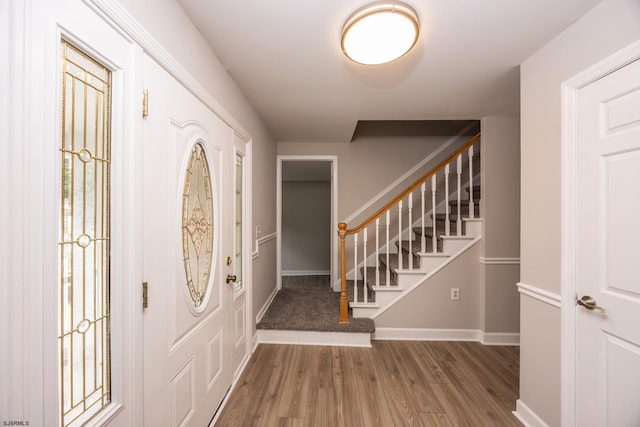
top-left (408, 192), bottom-right (413, 269)
top-left (375, 218), bottom-right (380, 288)
top-left (431, 175), bottom-right (437, 253)
top-left (398, 200), bottom-right (403, 270)
top-left (469, 146), bottom-right (475, 219)
top-left (457, 154), bottom-right (462, 236)
top-left (420, 182), bottom-right (426, 253)
top-left (385, 211), bottom-right (390, 286)
top-left (363, 226), bottom-right (368, 303)
top-left (445, 164), bottom-right (450, 236)
top-left (353, 232), bottom-right (358, 303)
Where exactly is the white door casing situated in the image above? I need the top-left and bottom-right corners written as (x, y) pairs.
top-left (142, 54), bottom-right (234, 426)
top-left (563, 46), bottom-right (640, 426)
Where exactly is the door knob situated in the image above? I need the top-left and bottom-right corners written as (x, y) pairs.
top-left (576, 295), bottom-right (604, 312)
top-left (226, 274), bottom-right (237, 284)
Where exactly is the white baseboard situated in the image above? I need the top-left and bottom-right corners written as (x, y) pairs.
top-left (373, 328), bottom-right (520, 346)
top-left (373, 328), bottom-right (482, 341)
top-left (281, 270), bottom-right (330, 276)
top-left (256, 329), bottom-right (372, 347)
top-left (512, 400), bottom-right (550, 427)
top-left (255, 286), bottom-right (278, 323)
top-left (482, 332), bottom-right (520, 346)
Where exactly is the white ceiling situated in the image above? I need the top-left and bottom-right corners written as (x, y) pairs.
top-left (178, 0), bottom-right (600, 143)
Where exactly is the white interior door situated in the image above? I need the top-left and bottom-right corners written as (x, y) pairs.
top-left (576, 58), bottom-right (640, 425)
top-left (142, 54), bottom-right (234, 426)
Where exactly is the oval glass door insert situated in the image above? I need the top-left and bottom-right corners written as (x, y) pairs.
top-left (182, 142), bottom-right (214, 308)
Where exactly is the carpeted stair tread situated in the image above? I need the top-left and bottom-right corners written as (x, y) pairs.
top-left (407, 231), bottom-right (444, 252)
top-left (361, 266), bottom-right (396, 288)
top-left (347, 278), bottom-right (376, 303)
top-left (413, 226), bottom-right (445, 239)
top-left (395, 240), bottom-right (425, 263)
top-left (447, 200), bottom-right (480, 216)
top-left (466, 185), bottom-right (481, 199)
top-left (379, 253), bottom-right (414, 271)
top-left (432, 213), bottom-right (465, 222)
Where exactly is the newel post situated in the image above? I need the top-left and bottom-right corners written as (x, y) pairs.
top-left (338, 222), bottom-right (350, 324)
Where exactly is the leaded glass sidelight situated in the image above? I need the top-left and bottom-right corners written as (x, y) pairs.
top-left (234, 153), bottom-right (244, 293)
top-left (58, 41), bottom-right (112, 427)
top-left (182, 142), bottom-right (214, 308)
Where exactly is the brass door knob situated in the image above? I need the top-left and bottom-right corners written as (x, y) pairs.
top-left (226, 274), bottom-right (237, 284)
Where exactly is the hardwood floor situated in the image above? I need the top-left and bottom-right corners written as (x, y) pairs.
top-left (214, 341), bottom-right (521, 426)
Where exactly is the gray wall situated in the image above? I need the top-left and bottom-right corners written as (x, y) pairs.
top-left (480, 117), bottom-right (521, 334)
top-left (376, 243), bottom-right (482, 329)
top-left (117, 0), bottom-right (278, 336)
top-left (282, 181), bottom-right (331, 273)
top-left (278, 128), bottom-right (478, 224)
top-left (520, 0), bottom-right (640, 424)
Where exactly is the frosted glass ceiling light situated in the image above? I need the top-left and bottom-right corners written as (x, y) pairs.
top-left (341, 2), bottom-right (419, 65)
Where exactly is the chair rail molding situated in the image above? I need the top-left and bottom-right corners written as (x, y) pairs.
top-left (517, 282), bottom-right (561, 308)
top-left (252, 232), bottom-right (277, 260)
top-left (480, 257), bottom-right (520, 265)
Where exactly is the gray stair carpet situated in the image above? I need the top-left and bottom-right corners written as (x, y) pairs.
top-left (257, 275), bottom-right (375, 334)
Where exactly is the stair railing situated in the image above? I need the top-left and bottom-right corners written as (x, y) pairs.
top-left (338, 133), bottom-right (481, 323)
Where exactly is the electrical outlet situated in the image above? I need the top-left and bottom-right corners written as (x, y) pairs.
top-left (451, 288), bottom-right (460, 300)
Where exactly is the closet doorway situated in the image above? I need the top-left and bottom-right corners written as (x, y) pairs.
top-left (277, 156), bottom-right (338, 290)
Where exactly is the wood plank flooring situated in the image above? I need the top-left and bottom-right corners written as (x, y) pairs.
top-left (214, 341), bottom-right (521, 426)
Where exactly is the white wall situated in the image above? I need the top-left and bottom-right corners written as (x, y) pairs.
top-left (519, 0), bottom-right (640, 424)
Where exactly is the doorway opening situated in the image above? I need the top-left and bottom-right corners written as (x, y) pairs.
top-left (277, 156), bottom-right (338, 291)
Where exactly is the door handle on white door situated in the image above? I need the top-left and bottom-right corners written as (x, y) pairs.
top-left (226, 274), bottom-right (237, 284)
top-left (576, 295), bottom-right (604, 312)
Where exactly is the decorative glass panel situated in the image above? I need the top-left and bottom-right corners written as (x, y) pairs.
top-left (234, 153), bottom-right (244, 292)
top-left (58, 41), bottom-right (111, 427)
top-left (182, 142), bottom-right (214, 307)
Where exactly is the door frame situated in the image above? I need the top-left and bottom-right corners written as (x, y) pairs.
top-left (560, 40), bottom-right (640, 426)
top-left (276, 155), bottom-right (339, 290)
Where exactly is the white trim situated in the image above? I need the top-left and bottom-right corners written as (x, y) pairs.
top-left (251, 231), bottom-right (277, 260)
top-left (281, 270), bottom-right (331, 276)
top-left (560, 40), bottom-right (640, 427)
top-left (513, 400), bottom-right (550, 427)
top-left (482, 332), bottom-right (520, 346)
top-left (255, 286), bottom-right (278, 323)
top-left (479, 257), bottom-right (520, 265)
top-left (373, 328), bottom-right (519, 345)
top-left (343, 123), bottom-right (478, 224)
top-left (373, 328), bottom-right (482, 342)
top-left (256, 329), bottom-right (372, 348)
top-left (1, 0), bottom-right (30, 420)
top-left (209, 346), bottom-right (254, 427)
top-left (517, 282), bottom-right (561, 308)
top-left (276, 155), bottom-right (338, 291)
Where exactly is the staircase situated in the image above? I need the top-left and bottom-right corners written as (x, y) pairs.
top-left (338, 134), bottom-right (481, 323)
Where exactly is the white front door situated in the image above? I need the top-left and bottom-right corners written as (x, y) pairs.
top-left (142, 54), bottom-right (235, 426)
top-left (575, 58), bottom-right (640, 425)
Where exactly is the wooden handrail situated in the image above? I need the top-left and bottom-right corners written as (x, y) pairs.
top-left (343, 132), bottom-right (481, 235)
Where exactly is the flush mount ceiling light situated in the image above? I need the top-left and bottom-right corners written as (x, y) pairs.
top-left (341, 2), bottom-right (419, 65)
